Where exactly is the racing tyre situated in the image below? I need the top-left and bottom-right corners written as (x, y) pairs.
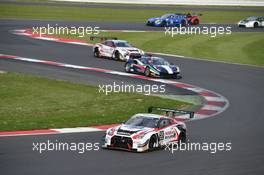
top-left (181, 20), bottom-right (187, 27)
top-left (160, 21), bottom-right (167, 27)
top-left (144, 67), bottom-right (151, 77)
top-left (176, 74), bottom-right (182, 79)
top-left (94, 48), bottom-right (100, 58)
top-left (148, 136), bottom-right (156, 151)
top-left (254, 22), bottom-right (259, 28)
top-left (178, 132), bottom-right (187, 143)
top-left (125, 63), bottom-right (131, 73)
top-left (114, 51), bottom-right (121, 61)
top-left (193, 19), bottom-right (199, 25)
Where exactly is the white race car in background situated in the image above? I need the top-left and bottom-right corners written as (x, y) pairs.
top-left (93, 39), bottom-right (144, 61)
top-left (238, 16), bottom-right (264, 28)
top-left (102, 107), bottom-right (194, 152)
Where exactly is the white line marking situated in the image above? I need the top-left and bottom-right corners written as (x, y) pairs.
top-left (203, 96), bottom-right (226, 102)
top-left (51, 127), bottom-right (103, 133)
top-left (201, 105), bottom-right (223, 111)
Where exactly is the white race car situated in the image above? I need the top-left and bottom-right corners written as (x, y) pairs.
top-left (93, 39), bottom-right (144, 61)
top-left (238, 16), bottom-right (264, 28)
top-left (102, 107), bottom-right (194, 152)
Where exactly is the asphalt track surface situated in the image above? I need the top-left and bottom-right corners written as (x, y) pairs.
top-left (1, 19), bottom-right (264, 33)
top-left (1, 21), bottom-right (264, 175)
top-left (1, 0), bottom-right (264, 12)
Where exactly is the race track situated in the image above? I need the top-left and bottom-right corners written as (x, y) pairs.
top-left (1, 18), bottom-right (264, 175)
top-left (1, 19), bottom-right (264, 33)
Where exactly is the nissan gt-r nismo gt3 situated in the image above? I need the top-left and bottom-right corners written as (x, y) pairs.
top-left (93, 40), bottom-right (144, 61)
top-left (125, 56), bottom-right (182, 79)
top-left (238, 16), bottom-right (264, 28)
top-left (102, 107), bottom-right (194, 152)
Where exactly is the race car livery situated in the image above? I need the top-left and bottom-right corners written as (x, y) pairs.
top-left (93, 39), bottom-right (144, 61)
top-left (102, 107), bottom-right (194, 152)
top-left (125, 55), bottom-right (182, 79)
top-left (238, 16), bottom-right (264, 28)
top-left (146, 13), bottom-right (200, 27)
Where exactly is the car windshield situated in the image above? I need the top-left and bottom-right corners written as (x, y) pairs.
top-left (115, 41), bottom-right (132, 47)
top-left (246, 16), bottom-right (258, 21)
top-left (161, 14), bottom-right (173, 19)
top-left (125, 116), bottom-right (159, 128)
top-left (149, 57), bottom-right (171, 66)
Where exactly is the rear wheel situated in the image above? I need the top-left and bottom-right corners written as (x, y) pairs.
top-left (175, 74), bottom-right (182, 79)
top-left (160, 21), bottom-right (167, 27)
top-left (254, 22), bottom-right (259, 28)
top-left (94, 48), bottom-right (100, 58)
top-left (193, 19), bottom-right (199, 25)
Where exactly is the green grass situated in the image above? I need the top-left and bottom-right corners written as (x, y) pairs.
top-left (10, 0), bottom-right (264, 9)
top-left (0, 4), bottom-right (263, 23)
top-left (0, 72), bottom-right (189, 131)
top-left (56, 31), bottom-right (264, 66)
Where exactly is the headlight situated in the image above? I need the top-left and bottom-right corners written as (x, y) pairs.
top-left (133, 133), bottom-right (147, 140)
top-left (177, 66), bottom-right (180, 72)
top-left (107, 128), bottom-right (115, 136)
top-left (155, 20), bottom-right (161, 24)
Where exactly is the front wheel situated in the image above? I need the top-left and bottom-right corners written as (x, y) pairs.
top-left (144, 67), bottom-right (151, 77)
top-left (125, 63), bottom-right (131, 72)
top-left (148, 136), bottom-right (157, 151)
top-left (254, 22), bottom-right (259, 28)
top-left (94, 48), bottom-right (100, 58)
top-left (181, 20), bottom-right (187, 27)
top-left (113, 51), bottom-right (121, 61)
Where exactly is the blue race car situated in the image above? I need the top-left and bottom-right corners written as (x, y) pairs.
top-left (146, 13), bottom-right (200, 27)
top-left (124, 55), bottom-right (182, 79)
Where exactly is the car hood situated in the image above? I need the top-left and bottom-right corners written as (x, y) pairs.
top-left (117, 47), bottom-right (140, 52)
top-left (116, 124), bottom-right (153, 136)
top-left (148, 17), bottom-right (160, 22)
top-left (153, 65), bottom-right (179, 73)
top-left (239, 19), bottom-right (253, 23)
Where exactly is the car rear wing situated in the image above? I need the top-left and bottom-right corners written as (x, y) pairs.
top-left (180, 13), bottom-right (202, 16)
top-left (90, 36), bottom-right (118, 41)
top-left (148, 106), bottom-right (194, 119)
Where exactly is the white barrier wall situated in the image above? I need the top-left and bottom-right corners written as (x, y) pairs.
top-left (53, 0), bottom-right (264, 6)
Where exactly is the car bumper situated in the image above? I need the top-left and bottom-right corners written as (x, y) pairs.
top-left (152, 72), bottom-right (181, 79)
top-left (146, 21), bottom-right (162, 27)
top-left (122, 53), bottom-right (143, 61)
top-left (146, 21), bottom-right (155, 26)
top-left (238, 22), bottom-right (252, 28)
top-left (103, 135), bottom-right (149, 152)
